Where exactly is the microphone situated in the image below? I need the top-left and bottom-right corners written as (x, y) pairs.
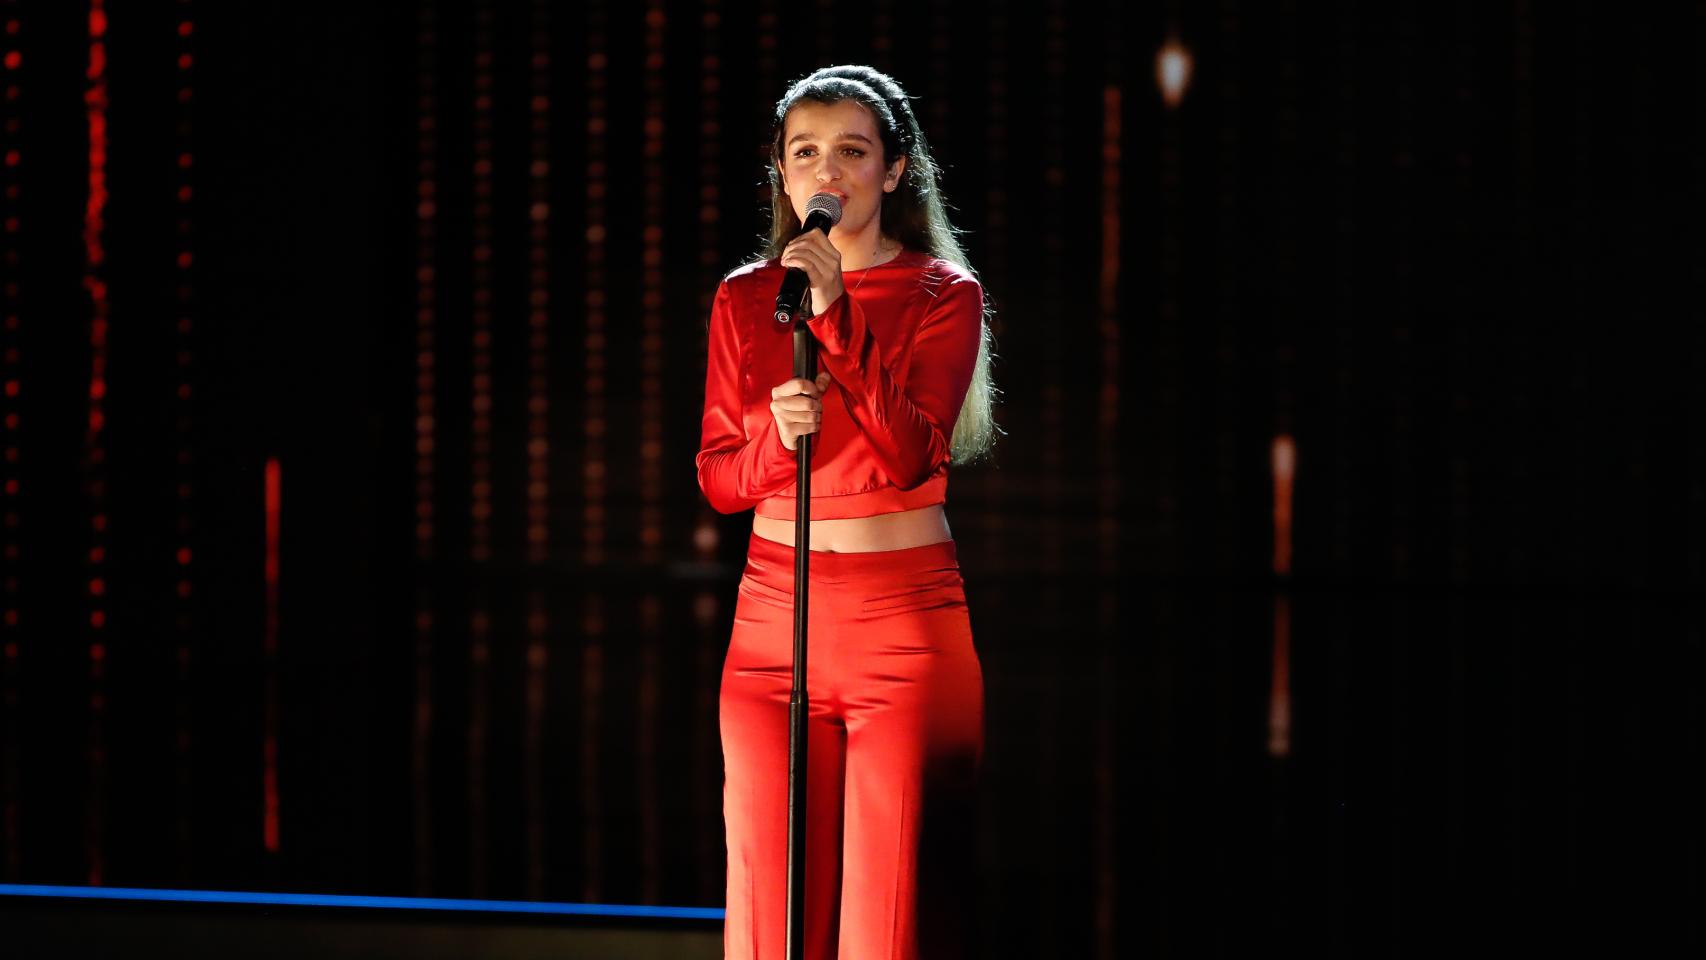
top-left (774, 192), bottom-right (843, 324)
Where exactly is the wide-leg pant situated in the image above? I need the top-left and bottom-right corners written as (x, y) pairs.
top-left (721, 530), bottom-right (984, 960)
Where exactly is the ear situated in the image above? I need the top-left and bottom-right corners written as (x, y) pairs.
top-left (884, 154), bottom-right (908, 193)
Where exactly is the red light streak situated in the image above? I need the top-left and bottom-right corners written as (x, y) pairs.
top-left (263, 457), bottom-right (280, 853)
top-left (1, 2), bottom-right (22, 883)
top-left (1269, 434), bottom-right (1296, 759)
top-left (1272, 434), bottom-right (1296, 575)
top-left (82, 0), bottom-right (110, 887)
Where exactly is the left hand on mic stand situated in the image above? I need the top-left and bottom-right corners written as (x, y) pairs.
top-left (780, 229), bottom-right (844, 317)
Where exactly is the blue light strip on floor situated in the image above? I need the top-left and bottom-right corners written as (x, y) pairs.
top-left (0, 884), bottom-right (725, 920)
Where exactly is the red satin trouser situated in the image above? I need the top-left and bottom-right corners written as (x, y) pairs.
top-left (721, 530), bottom-right (984, 960)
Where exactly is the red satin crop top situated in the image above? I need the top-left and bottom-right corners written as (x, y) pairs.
top-left (695, 248), bottom-right (983, 520)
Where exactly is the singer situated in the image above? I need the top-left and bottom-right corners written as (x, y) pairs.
top-left (695, 65), bottom-right (999, 959)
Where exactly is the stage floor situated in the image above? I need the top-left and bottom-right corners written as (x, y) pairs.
top-left (3, 893), bottom-right (723, 960)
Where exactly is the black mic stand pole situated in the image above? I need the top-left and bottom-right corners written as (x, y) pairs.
top-left (783, 304), bottom-right (817, 960)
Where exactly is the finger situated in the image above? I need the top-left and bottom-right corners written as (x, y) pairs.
top-left (795, 227), bottom-right (833, 249)
top-left (779, 248), bottom-right (825, 276)
top-left (798, 235), bottom-right (836, 264)
top-left (800, 232), bottom-right (839, 264)
top-left (785, 233), bottom-right (825, 255)
top-left (784, 236), bottom-right (834, 268)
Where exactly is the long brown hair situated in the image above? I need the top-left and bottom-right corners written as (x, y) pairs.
top-left (760, 65), bottom-right (1001, 466)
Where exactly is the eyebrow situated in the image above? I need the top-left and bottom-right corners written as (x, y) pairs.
top-left (787, 132), bottom-right (876, 147)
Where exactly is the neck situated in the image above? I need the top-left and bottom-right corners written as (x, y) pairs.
top-left (829, 221), bottom-right (894, 271)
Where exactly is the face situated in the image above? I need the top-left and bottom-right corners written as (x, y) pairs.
top-left (776, 99), bottom-right (908, 238)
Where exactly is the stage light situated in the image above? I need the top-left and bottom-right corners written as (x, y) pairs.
top-left (1271, 434), bottom-right (1296, 576)
top-left (81, 0), bottom-right (112, 886)
top-left (1156, 39), bottom-right (1192, 108)
top-left (1269, 433), bottom-right (1296, 760)
top-left (522, 0), bottom-right (552, 900)
top-left (1, 2), bottom-right (24, 870)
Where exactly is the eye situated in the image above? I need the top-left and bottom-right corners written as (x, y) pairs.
top-left (842, 148), bottom-right (865, 157)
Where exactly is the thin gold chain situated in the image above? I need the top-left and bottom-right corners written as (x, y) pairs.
top-left (849, 238), bottom-right (898, 295)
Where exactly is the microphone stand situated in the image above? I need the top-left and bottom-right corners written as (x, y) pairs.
top-left (783, 305), bottom-right (816, 960)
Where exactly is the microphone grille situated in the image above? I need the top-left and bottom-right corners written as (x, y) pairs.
top-left (805, 192), bottom-right (844, 226)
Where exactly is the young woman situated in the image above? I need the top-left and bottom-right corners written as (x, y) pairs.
top-left (696, 64), bottom-right (999, 959)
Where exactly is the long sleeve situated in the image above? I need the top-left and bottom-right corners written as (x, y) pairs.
top-left (806, 269), bottom-right (983, 490)
top-left (696, 277), bottom-right (799, 513)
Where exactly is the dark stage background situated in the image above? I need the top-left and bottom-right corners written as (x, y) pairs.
top-left (1, 0), bottom-right (1702, 955)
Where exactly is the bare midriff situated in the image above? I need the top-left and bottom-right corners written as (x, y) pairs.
top-left (751, 503), bottom-right (952, 553)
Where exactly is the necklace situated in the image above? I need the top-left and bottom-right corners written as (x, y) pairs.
top-left (848, 238), bottom-right (899, 296)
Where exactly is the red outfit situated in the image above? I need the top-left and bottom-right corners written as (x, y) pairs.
top-left (697, 249), bottom-right (986, 959)
top-left (695, 249), bottom-right (983, 521)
